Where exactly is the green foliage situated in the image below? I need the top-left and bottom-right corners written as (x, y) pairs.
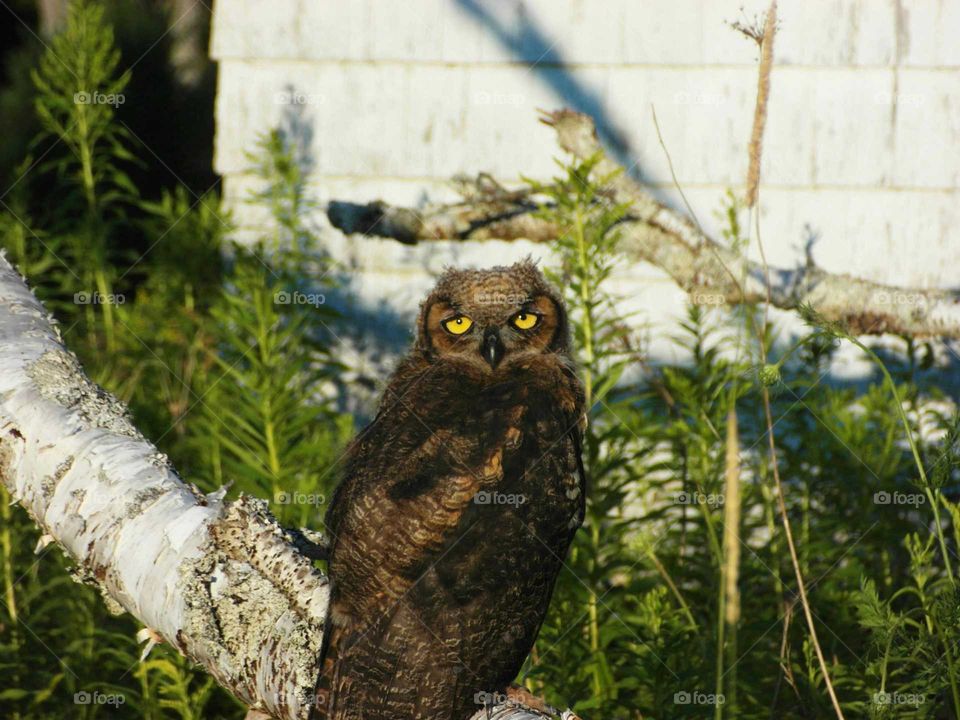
top-left (134, 651), bottom-right (230, 720)
top-left (190, 243), bottom-right (352, 526)
top-left (188, 132), bottom-right (352, 524)
top-left (522, 160), bottom-right (960, 720)
top-left (31, 0), bottom-right (135, 216)
top-left (25, 0), bottom-right (135, 370)
top-left (0, 4), bottom-right (348, 717)
top-left (528, 157), bottom-right (670, 713)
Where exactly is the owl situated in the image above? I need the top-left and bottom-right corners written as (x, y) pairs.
top-left (312, 261), bottom-right (586, 720)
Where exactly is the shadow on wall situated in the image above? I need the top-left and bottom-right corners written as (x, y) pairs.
top-left (275, 99), bottom-right (414, 417)
top-left (277, 84), bottom-right (317, 178)
top-left (272, 16), bottom-right (960, 400)
top-left (455, 0), bottom-right (636, 169)
top-left (270, 3), bottom-right (648, 398)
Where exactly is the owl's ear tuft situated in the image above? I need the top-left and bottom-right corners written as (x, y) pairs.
top-left (529, 293), bottom-right (570, 354)
top-left (415, 297), bottom-right (437, 354)
top-left (416, 295), bottom-right (455, 356)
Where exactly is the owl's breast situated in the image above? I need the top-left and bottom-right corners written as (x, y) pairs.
top-left (413, 409), bottom-right (582, 684)
top-left (431, 394), bottom-right (584, 592)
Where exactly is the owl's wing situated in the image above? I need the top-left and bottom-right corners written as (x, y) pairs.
top-left (568, 419), bottom-right (588, 539)
top-left (327, 367), bottom-right (529, 576)
top-left (314, 374), bottom-right (529, 719)
top-left (317, 597), bottom-right (470, 720)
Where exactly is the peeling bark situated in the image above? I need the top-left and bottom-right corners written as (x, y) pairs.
top-left (0, 249), bottom-right (328, 717)
top-left (0, 252), bottom-right (574, 720)
top-left (326, 110), bottom-right (960, 341)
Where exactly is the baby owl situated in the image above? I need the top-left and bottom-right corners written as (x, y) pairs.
top-left (313, 261), bottom-right (586, 720)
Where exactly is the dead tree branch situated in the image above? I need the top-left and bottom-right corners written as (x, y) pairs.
top-left (326, 110), bottom-right (960, 341)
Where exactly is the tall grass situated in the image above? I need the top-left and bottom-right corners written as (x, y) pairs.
top-left (521, 158), bottom-right (960, 720)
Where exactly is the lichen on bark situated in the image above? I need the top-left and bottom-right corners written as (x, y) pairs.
top-left (27, 348), bottom-right (142, 438)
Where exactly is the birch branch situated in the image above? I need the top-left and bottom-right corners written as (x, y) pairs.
top-left (326, 110), bottom-right (960, 340)
top-left (0, 252), bottom-right (565, 720)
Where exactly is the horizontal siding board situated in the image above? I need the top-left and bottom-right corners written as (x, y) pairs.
top-left (211, 0), bottom-right (959, 67)
top-left (210, 0), bottom-right (960, 368)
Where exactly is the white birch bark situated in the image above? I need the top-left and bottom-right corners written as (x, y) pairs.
top-left (0, 251), bottom-right (568, 720)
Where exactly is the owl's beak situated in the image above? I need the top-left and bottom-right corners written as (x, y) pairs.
top-left (481, 328), bottom-right (505, 369)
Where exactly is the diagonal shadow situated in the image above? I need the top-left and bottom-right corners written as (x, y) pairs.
top-left (454, 0), bottom-right (634, 169)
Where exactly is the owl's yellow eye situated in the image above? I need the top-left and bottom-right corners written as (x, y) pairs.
top-left (443, 315), bottom-right (473, 335)
top-left (512, 312), bottom-right (539, 330)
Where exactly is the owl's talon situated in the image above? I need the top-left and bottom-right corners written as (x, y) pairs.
top-left (506, 684), bottom-right (560, 716)
top-left (479, 689), bottom-right (496, 720)
top-left (504, 426), bottom-right (523, 450)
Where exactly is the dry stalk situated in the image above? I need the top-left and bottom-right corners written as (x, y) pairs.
top-left (722, 407), bottom-right (742, 627)
top-left (744, 1), bottom-right (777, 208)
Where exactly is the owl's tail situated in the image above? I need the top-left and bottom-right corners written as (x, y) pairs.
top-left (310, 605), bottom-right (402, 720)
top-left (309, 611), bottom-right (342, 720)
top-left (307, 612), bottom-right (337, 720)
top-left (311, 600), bottom-right (466, 720)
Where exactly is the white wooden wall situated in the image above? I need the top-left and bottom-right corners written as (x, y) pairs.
top-left (210, 0), bottom-right (960, 372)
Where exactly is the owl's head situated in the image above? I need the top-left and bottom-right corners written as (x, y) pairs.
top-left (415, 260), bottom-right (571, 371)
